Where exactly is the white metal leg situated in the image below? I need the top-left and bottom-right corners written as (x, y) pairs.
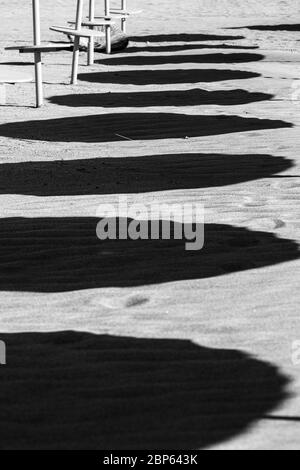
top-left (121, 0), bottom-right (127, 32)
top-left (34, 51), bottom-right (43, 107)
top-left (106, 25), bottom-right (112, 53)
top-left (88, 0), bottom-right (95, 65)
top-left (71, 37), bottom-right (81, 84)
top-left (105, 0), bottom-right (112, 54)
top-left (71, 0), bottom-right (84, 84)
top-left (32, 0), bottom-right (43, 107)
top-left (105, 0), bottom-right (110, 16)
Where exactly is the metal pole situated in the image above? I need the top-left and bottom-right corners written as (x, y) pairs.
top-left (105, 0), bottom-right (111, 54)
top-left (121, 0), bottom-right (126, 32)
top-left (32, 0), bottom-right (43, 107)
top-left (71, 0), bottom-right (84, 84)
top-left (88, 0), bottom-right (95, 65)
top-left (105, 0), bottom-right (110, 16)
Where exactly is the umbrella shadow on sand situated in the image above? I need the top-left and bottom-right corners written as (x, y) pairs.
top-left (97, 52), bottom-right (264, 67)
top-left (49, 89), bottom-right (273, 109)
top-left (130, 33), bottom-right (246, 42)
top-left (77, 69), bottom-right (260, 86)
top-left (0, 331), bottom-right (289, 450)
top-left (0, 154), bottom-right (292, 197)
top-left (230, 24), bottom-right (300, 31)
top-left (126, 43), bottom-right (260, 53)
top-left (0, 218), bottom-right (298, 293)
top-left (0, 113), bottom-right (292, 143)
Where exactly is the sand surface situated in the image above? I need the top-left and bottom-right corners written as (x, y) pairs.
top-left (0, 0), bottom-right (300, 450)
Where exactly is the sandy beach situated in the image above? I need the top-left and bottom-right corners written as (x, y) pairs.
top-left (0, 0), bottom-right (299, 450)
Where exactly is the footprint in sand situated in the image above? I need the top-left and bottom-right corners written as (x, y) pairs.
top-left (98, 295), bottom-right (149, 309)
top-left (242, 196), bottom-right (268, 208)
top-left (125, 296), bottom-right (149, 308)
top-left (247, 218), bottom-right (286, 231)
top-left (274, 219), bottom-right (286, 229)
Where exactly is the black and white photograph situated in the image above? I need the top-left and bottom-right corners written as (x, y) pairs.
top-left (0, 0), bottom-right (299, 453)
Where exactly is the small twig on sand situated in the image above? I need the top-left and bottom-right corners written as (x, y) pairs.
top-left (115, 133), bottom-right (134, 141)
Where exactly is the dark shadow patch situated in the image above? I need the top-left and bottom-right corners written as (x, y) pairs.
top-left (0, 113), bottom-right (291, 143)
top-left (231, 24), bottom-right (300, 32)
top-left (0, 154), bottom-right (291, 196)
top-left (130, 33), bottom-right (245, 42)
top-left (264, 416), bottom-right (300, 422)
top-left (78, 69), bottom-right (260, 85)
top-left (0, 62), bottom-right (34, 66)
top-left (0, 218), bottom-right (298, 292)
top-left (125, 295), bottom-right (149, 308)
top-left (49, 89), bottom-right (273, 108)
top-left (0, 332), bottom-right (289, 450)
top-left (98, 53), bottom-right (264, 66)
top-left (126, 44), bottom-right (259, 53)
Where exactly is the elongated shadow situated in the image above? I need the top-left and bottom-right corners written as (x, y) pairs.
top-left (0, 332), bottom-right (288, 450)
top-left (78, 69), bottom-right (260, 85)
top-left (0, 62), bottom-right (34, 66)
top-left (231, 24), bottom-right (300, 31)
top-left (0, 113), bottom-right (291, 143)
top-left (127, 44), bottom-right (259, 53)
top-left (130, 33), bottom-right (245, 42)
top-left (49, 89), bottom-right (272, 109)
top-left (98, 53), bottom-right (264, 66)
top-left (0, 218), bottom-right (298, 292)
top-left (0, 154), bottom-right (292, 196)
